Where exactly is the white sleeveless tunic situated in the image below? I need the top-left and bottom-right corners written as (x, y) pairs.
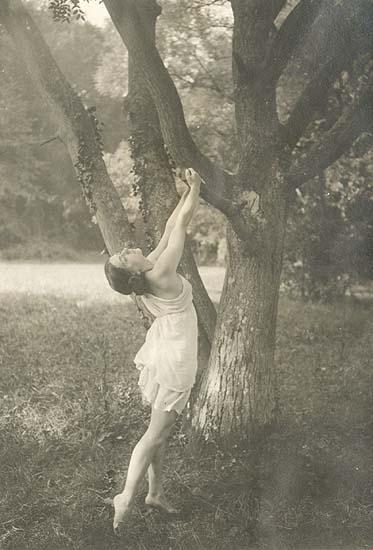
top-left (134, 274), bottom-right (198, 414)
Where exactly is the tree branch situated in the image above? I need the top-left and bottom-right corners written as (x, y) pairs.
top-left (169, 69), bottom-right (234, 102)
top-left (282, 54), bottom-right (353, 150)
top-left (269, 0), bottom-right (287, 21)
top-left (189, 50), bottom-right (232, 101)
top-left (265, 0), bottom-right (323, 85)
top-left (287, 74), bottom-right (373, 189)
top-left (103, 0), bottom-right (257, 243)
top-left (39, 134), bottom-right (63, 147)
top-left (281, 0), bottom-right (373, 150)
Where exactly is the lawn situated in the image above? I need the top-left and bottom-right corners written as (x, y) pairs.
top-left (1, 266), bottom-right (373, 550)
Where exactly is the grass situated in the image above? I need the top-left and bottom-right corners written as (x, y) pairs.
top-left (1, 291), bottom-right (373, 550)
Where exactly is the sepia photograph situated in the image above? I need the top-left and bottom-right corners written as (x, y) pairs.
top-left (1, 0), bottom-right (373, 549)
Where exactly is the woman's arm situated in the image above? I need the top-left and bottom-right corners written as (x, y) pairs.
top-left (146, 187), bottom-right (189, 264)
top-left (150, 169), bottom-right (201, 276)
top-left (173, 169), bottom-right (200, 227)
top-left (166, 186), bottom-right (190, 229)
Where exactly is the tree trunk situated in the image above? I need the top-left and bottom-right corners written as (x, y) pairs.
top-left (187, 1), bottom-right (293, 446)
top-left (192, 174), bottom-right (289, 445)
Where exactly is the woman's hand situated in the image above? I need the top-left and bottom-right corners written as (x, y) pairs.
top-left (175, 167), bottom-right (191, 197)
top-left (185, 168), bottom-right (201, 190)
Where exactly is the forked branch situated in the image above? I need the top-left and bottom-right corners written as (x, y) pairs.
top-left (287, 74), bottom-right (373, 189)
top-left (265, 0), bottom-right (323, 85)
top-left (283, 54), bottom-right (353, 150)
top-left (103, 0), bottom-right (258, 244)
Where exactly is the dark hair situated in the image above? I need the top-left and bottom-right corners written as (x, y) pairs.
top-left (104, 259), bottom-right (148, 296)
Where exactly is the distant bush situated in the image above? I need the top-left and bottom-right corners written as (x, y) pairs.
top-left (0, 238), bottom-right (98, 262)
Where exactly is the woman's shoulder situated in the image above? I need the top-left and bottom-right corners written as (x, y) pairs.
top-left (144, 270), bottom-right (183, 300)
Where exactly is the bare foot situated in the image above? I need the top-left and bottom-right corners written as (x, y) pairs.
top-left (113, 494), bottom-right (133, 534)
top-left (145, 493), bottom-right (180, 515)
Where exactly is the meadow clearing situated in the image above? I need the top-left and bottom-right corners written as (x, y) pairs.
top-left (1, 262), bottom-right (373, 550)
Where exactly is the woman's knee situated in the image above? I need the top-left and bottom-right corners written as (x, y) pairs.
top-left (143, 427), bottom-right (170, 452)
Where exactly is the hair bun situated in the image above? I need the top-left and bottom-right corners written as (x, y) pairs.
top-left (128, 272), bottom-right (148, 296)
top-left (104, 259), bottom-right (148, 296)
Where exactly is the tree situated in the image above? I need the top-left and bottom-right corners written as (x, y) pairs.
top-left (99, 0), bottom-right (373, 445)
top-left (3, 0), bottom-right (373, 446)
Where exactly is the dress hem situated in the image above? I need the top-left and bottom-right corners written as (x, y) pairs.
top-left (134, 361), bottom-right (195, 394)
top-left (136, 362), bottom-right (192, 415)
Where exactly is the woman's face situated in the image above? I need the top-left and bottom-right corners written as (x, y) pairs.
top-left (110, 247), bottom-right (152, 273)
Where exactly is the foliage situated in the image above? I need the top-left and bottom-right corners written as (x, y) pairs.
top-left (189, 202), bottom-right (226, 265)
top-left (29, 2), bottom-right (125, 150)
top-left (282, 58), bottom-right (373, 301)
top-left (103, 140), bottom-right (139, 223)
top-left (0, 238), bottom-right (84, 261)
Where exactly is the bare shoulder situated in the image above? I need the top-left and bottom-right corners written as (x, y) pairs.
top-left (144, 269), bottom-right (182, 299)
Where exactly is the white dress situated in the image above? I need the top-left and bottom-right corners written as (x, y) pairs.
top-left (134, 274), bottom-right (198, 414)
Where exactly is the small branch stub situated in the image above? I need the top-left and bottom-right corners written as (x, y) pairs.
top-left (40, 135), bottom-right (63, 147)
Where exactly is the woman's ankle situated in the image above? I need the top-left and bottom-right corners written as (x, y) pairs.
top-left (146, 490), bottom-right (164, 500)
top-left (114, 493), bottom-right (132, 507)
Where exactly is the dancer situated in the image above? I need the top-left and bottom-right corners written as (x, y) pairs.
top-left (104, 168), bottom-right (201, 534)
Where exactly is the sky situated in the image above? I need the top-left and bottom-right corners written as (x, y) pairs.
top-left (83, 1), bottom-right (109, 27)
top-left (27, 0), bottom-right (109, 26)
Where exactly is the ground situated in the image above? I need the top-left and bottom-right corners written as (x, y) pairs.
top-left (0, 263), bottom-right (373, 550)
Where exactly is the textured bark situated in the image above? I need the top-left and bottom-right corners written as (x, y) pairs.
top-left (102, 0), bottom-right (231, 190)
top-left (192, 222), bottom-right (286, 444)
top-left (265, 0), bottom-right (324, 85)
top-left (192, 159), bottom-right (289, 444)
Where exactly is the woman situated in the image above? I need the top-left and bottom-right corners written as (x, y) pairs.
top-left (104, 167), bottom-right (201, 534)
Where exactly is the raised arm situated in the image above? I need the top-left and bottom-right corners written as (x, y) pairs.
top-left (174, 168), bottom-right (200, 227)
top-left (151, 169), bottom-right (201, 276)
top-left (146, 186), bottom-right (189, 264)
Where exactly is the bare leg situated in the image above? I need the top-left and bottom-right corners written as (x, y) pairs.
top-left (145, 441), bottom-right (179, 513)
top-left (113, 407), bottom-right (177, 533)
top-left (147, 441), bottom-right (166, 497)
